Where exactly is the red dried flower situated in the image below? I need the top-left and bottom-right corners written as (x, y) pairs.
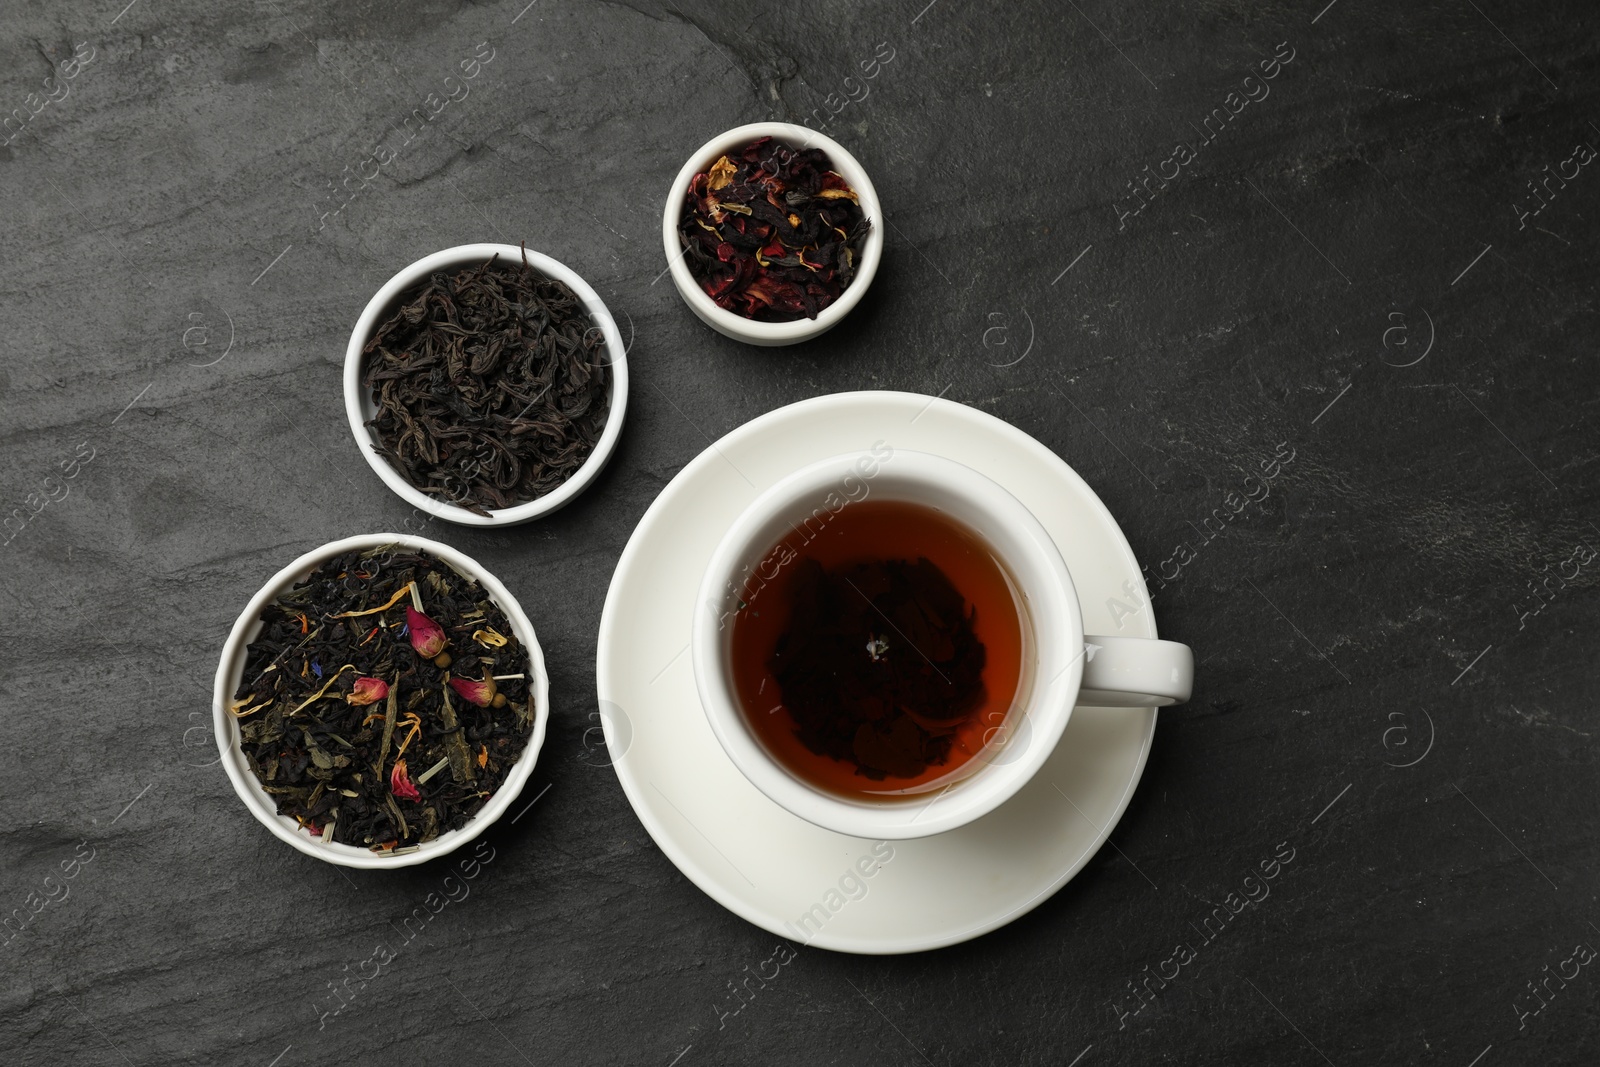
top-left (390, 758), bottom-right (421, 802)
top-left (448, 674), bottom-right (497, 708)
top-left (405, 606), bottom-right (447, 659)
top-left (346, 676), bottom-right (389, 706)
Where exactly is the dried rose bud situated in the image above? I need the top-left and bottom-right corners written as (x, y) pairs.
top-left (390, 758), bottom-right (421, 802)
top-left (448, 674), bottom-right (497, 708)
top-left (346, 676), bottom-right (389, 706)
top-left (405, 606), bottom-right (446, 659)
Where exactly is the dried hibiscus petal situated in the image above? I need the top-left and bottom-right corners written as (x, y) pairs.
top-left (677, 137), bottom-right (870, 323)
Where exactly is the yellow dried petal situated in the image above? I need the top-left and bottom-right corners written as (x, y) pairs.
top-left (707, 155), bottom-right (737, 191)
top-left (472, 628), bottom-right (509, 648)
top-left (330, 581), bottom-right (416, 618)
top-left (288, 664), bottom-right (357, 716)
top-left (230, 698), bottom-right (272, 719)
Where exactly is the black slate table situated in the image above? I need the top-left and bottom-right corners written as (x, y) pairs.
top-left (3, 1), bottom-right (1598, 1064)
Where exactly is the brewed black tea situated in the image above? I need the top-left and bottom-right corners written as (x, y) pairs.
top-left (728, 499), bottom-right (1028, 797)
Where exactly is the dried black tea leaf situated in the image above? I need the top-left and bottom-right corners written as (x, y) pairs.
top-left (362, 251), bottom-right (610, 514)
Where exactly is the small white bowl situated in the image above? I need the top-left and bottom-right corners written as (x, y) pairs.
top-left (213, 533), bottom-right (550, 869)
top-left (661, 122), bottom-right (884, 347)
top-left (344, 243), bottom-right (629, 526)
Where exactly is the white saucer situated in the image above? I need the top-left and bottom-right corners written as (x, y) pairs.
top-left (595, 391), bottom-right (1159, 954)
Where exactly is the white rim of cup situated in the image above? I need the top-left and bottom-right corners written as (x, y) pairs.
top-left (343, 243), bottom-right (629, 527)
top-left (661, 122), bottom-right (885, 344)
top-left (692, 450), bottom-right (1084, 840)
top-left (212, 533), bottom-right (550, 869)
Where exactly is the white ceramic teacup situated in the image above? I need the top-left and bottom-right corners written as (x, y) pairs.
top-left (693, 448), bottom-right (1193, 839)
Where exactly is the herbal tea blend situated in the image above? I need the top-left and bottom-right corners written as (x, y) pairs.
top-left (678, 137), bottom-right (871, 322)
top-left (230, 546), bottom-right (535, 851)
top-left (362, 252), bottom-right (609, 515)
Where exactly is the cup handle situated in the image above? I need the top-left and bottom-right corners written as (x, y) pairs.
top-left (1077, 634), bottom-right (1193, 707)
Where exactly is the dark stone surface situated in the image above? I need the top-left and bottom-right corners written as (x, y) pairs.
top-left (2, 1), bottom-right (1597, 1064)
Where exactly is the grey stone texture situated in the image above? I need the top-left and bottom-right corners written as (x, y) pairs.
top-left (1, 1), bottom-right (1597, 1064)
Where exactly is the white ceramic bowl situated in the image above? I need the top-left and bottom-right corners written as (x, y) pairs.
top-left (213, 533), bottom-right (550, 868)
top-left (344, 243), bottom-right (628, 526)
top-left (661, 122), bottom-right (884, 346)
